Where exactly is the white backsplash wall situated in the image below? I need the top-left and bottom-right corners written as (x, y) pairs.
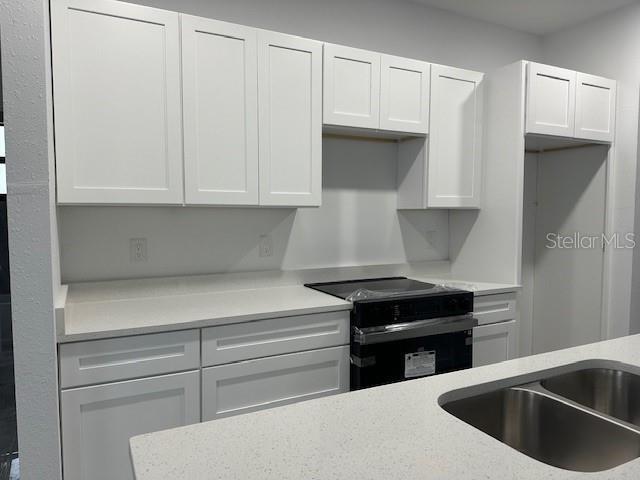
top-left (59, 137), bottom-right (449, 283)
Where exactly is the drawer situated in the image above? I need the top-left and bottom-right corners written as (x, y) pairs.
top-left (202, 345), bottom-right (349, 420)
top-left (59, 330), bottom-right (200, 388)
top-left (202, 311), bottom-right (349, 367)
top-left (473, 293), bottom-right (517, 326)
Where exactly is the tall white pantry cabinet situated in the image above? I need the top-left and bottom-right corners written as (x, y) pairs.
top-left (52, 0), bottom-right (322, 207)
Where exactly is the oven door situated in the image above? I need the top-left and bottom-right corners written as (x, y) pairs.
top-left (350, 314), bottom-right (477, 390)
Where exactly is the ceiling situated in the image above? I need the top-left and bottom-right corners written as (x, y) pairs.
top-left (410, 0), bottom-right (639, 35)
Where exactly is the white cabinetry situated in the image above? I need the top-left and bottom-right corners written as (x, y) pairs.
top-left (575, 73), bottom-right (616, 143)
top-left (53, 1), bottom-right (322, 207)
top-left (52, 0), bottom-right (184, 204)
top-left (181, 16), bottom-right (259, 205)
top-left (258, 31), bottom-right (323, 206)
top-left (59, 312), bottom-right (350, 478)
top-left (379, 55), bottom-right (430, 134)
top-left (526, 62), bottom-right (576, 138)
top-left (323, 45), bottom-right (429, 135)
top-left (61, 371), bottom-right (200, 480)
top-left (202, 346), bottom-right (349, 420)
top-left (472, 292), bottom-right (518, 368)
top-left (59, 329), bottom-right (200, 388)
top-left (397, 65), bottom-right (484, 209)
top-left (526, 62), bottom-right (616, 142)
top-left (323, 44), bottom-right (381, 129)
top-left (473, 320), bottom-right (517, 367)
top-left (202, 311), bottom-right (349, 366)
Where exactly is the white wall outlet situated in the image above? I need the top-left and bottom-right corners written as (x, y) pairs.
top-left (425, 230), bottom-right (437, 245)
top-left (130, 238), bottom-right (148, 263)
top-left (259, 234), bottom-right (274, 258)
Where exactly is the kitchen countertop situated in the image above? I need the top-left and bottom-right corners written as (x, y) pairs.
top-left (57, 262), bottom-right (520, 343)
top-left (59, 285), bottom-right (351, 342)
top-left (130, 335), bottom-right (640, 479)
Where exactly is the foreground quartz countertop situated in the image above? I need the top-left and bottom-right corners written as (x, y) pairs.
top-left (130, 335), bottom-right (640, 480)
top-left (57, 262), bottom-right (519, 342)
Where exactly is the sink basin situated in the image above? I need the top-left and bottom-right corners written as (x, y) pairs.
top-left (442, 386), bottom-right (640, 472)
top-left (542, 368), bottom-right (640, 427)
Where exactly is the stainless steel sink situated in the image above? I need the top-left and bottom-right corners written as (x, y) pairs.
top-left (542, 368), bottom-right (640, 427)
top-left (441, 363), bottom-right (640, 472)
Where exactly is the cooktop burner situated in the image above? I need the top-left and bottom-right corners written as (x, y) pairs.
top-left (305, 276), bottom-right (439, 301)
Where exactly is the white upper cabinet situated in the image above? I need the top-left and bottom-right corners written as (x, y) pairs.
top-left (427, 65), bottom-right (484, 208)
top-left (526, 62), bottom-right (616, 143)
top-left (575, 73), bottom-right (616, 143)
top-left (323, 45), bottom-right (430, 135)
top-left (258, 31), bottom-right (323, 207)
top-left (379, 55), bottom-right (430, 134)
top-left (526, 62), bottom-right (577, 138)
top-left (182, 16), bottom-right (259, 205)
top-left (52, 0), bottom-right (184, 204)
top-left (323, 44), bottom-right (381, 129)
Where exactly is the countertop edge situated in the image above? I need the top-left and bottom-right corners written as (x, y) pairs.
top-left (57, 302), bottom-right (352, 343)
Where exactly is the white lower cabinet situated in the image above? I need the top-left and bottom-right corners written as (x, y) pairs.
top-left (60, 371), bottom-right (200, 480)
top-left (202, 346), bottom-right (349, 420)
top-left (472, 320), bottom-right (517, 368)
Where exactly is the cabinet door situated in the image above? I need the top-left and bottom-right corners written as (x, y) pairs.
top-left (202, 346), bottom-right (349, 420)
top-left (379, 55), bottom-right (430, 134)
top-left (473, 293), bottom-right (517, 326)
top-left (51, 0), bottom-right (183, 204)
top-left (323, 44), bottom-right (381, 129)
top-left (61, 371), bottom-right (200, 480)
top-left (258, 31), bottom-right (322, 206)
top-left (526, 62), bottom-right (576, 137)
top-left (472, 320), bottom-right (517, 367)
top-left (182, 16), bottom-right (259, 205)
top-left (575, 73), bottom-right (616, 143)
top-left (428, 65), bottom-right (484, 208)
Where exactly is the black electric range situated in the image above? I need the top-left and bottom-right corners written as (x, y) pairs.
top-left (305, 277), bottom-right (476, 390)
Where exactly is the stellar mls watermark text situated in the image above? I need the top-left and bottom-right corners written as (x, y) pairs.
top-left (546, 233), bottom-right (636, 249)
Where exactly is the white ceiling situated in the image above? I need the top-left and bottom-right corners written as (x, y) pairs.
top-left (410, 0), bottom-right (639, 35)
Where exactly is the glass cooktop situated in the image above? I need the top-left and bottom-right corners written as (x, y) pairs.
top-left (305, 277), bottom-right (439, 301)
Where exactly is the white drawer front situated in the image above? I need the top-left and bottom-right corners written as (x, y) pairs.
top-left (473, 293), bottom-right (517, 326)
top-left (60, 330), bottom-right (200, 388)
top-left (202, 345), bottom-right (349, 420)
top-left (202, 311), bottom-right (349, 367)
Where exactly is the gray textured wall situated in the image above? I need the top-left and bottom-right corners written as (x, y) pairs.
top-left (0, 0), bottom-right (62, 479)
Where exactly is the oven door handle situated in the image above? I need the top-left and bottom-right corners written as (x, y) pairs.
top-left (353, 314), bottom-right (478, 345)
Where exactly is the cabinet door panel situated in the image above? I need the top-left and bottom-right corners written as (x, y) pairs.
top-left (52, 0), bottom-right (183, 204)
top-left (575, 73), bottom-right (616, 143)
top-left (323, 44), bottom-right (381, 129)
top-left (202, 311), bottom-right (349, 366)
top-left (380, 55), bottom-right (430, 134)
top-left (61, 371), bottom-right (200, 480)
top-left (182, 16), bottom-right (259, 205)
top-left (472, 320), bottom-right (517, 367)
top-left (526, 62), bottom-right (576, 137)
top-left (59, 329), bottom-right (200, 388)
top-left (473, 293), bottom-right (517, 326)
top-left (202, 346), bottom-right (349, 420)
top-left (258, 31), bottom-right (322, 206)
top-left (428, 65), bottom-right (484, 208)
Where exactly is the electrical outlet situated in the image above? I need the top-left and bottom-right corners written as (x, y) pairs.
top-left (259, 234), bottom-right (273, 258)
top-left (425, 230), bottom-right (437, 245)
top-left (130, 238), bottom-right (148, 263)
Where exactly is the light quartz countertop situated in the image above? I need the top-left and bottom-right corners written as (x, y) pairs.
top-left (57, 262), bottom-right (519, 343)
top-left (130, 335), bottom-right (640, 480)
